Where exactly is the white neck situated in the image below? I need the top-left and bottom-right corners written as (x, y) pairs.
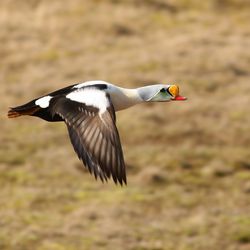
top-left (107, 85), bottom-right (143, 111)
top-left (107, 83), bottom-right (167, 111)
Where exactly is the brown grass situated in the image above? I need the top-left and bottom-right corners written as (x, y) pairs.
top-left (1, 0), bottom-right (250, 249)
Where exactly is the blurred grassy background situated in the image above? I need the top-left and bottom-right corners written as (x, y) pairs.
top-left (1, 0), bottom-right (250, 249)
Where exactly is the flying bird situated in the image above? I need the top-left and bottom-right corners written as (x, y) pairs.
top-left (8, 80), bottom-right (187, 185)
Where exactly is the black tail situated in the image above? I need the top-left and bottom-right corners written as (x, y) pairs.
top-left (8, 84), bottom-right (76, 120)
top-left (8, 100), bottom-right (40, 118)
top-left (8, 100), bottom-right (63, 122)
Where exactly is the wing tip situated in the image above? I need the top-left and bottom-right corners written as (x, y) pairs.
top-left (116, 176), bottom-right (127, 186)
top-left (93, 173), bottom-right (127, 186)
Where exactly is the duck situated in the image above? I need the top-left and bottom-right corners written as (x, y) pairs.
top-left (8, 80), bottom-right (187, 185)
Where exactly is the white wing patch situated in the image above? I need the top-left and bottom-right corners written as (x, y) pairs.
top-left (35, 96), bottom-right (52, 108)
top-left (66, 88), bottom-right (110, 113)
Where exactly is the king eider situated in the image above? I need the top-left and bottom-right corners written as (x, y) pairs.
top-left (8, 80), bottom-right (187, 185)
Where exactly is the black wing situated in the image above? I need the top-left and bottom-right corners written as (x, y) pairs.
top-left (49, 92), bottom-right (126, 185)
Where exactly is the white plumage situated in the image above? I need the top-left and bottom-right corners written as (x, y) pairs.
top-left (35, 96), bottom-right (52, 108)
top-left (66, 88), bottom-right (110, 114)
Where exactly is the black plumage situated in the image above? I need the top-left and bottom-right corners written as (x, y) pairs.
top-left (49, 95), bottom-right (126, 185)
top-left (8, 83), bottom-right (126, 185)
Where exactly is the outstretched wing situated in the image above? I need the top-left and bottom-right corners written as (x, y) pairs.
top-left (49, 88), bottom-right (126, 185)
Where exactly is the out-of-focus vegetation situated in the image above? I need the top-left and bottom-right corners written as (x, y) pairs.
top-left (1, 0), bottom-right (250, 249)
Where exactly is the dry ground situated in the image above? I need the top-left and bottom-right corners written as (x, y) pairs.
top-left (0, 0), bottom-right (250, 249)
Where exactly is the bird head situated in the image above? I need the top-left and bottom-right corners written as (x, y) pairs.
top-left (139, 84), bottom-right (187, 102)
